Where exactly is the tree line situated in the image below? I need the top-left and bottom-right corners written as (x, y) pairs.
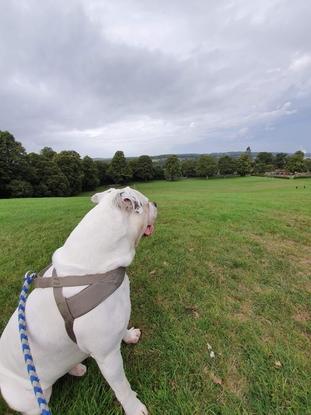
top-left (0, 130), bottom-right (310, 198)
top-left (176, 150), bottom-right (311, 180)
top-left (0, 130), bottom-right (164, 198)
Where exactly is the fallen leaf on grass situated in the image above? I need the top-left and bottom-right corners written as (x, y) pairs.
top-left (149, 269), bottom-right (156, 276)
top-left (209, 371), bottom-right (223, 386)
top-left (184, 306), bottom-right (200, 318)
top-left (210, 350), bottom-right (215, 358)
top-left (274, 360), bottom-right (282, 369)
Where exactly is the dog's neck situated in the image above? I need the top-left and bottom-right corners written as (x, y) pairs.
top-left (52, 203), bottom-right (136, 276)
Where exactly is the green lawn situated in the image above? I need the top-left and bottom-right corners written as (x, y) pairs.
top-left (0, 177), bottom-right (310, 415)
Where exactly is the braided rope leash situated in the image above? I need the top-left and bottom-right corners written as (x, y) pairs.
top-left (18, 271), bottom-right (52, 415)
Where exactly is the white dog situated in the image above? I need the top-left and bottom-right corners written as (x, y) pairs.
top-left (0, 187), bottom-right (157, 415)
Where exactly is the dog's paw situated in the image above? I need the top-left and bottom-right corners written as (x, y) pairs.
top-left (68, 363), bottom-right (87, 377)
top-left (134, 402), bottom-right (148, 415)
top-left (123, 327), bottom-right (141, 344)
top-left (124, 398), bottom-right (148, 415)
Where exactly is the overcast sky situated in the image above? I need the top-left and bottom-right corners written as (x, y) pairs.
top-left (0, 1), bottom-right (310, 157)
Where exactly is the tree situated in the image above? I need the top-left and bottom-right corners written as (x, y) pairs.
top-left (256, 152), bottom-right (273, 164)
top-left (218, 156), bottom-right (236, 175)
top-left (165, 155), bottom-right (182, 180)
top-left (133, 155), bottom-right (154, 181)
top-left (236, 154), bottom-right (252, 176)
top-left (94, 160), bottom-right (110, 185)
top-left (254, 153), bottom-right (274, 173)
top-left (27, 152), bottom-right (70, 196)
top-left (304, 158), bottom-right (311, 172)
top-left (7, 180), bottom-right (33, 198)
top-left (196, 155), bottom-right (217, 177)
top-left (153, 163), bottom-right (165, 180)
top-left (274, 153), bottom-right (287, 169)
top-left (0, 131), bottom-right (32, 197)
top-left (40, 147), bottom-right (56, 160)
top-left (45, 174), bottom-right (70, 196)
top-left (182, 159), bottom-right (197, 177)
top-left (82, 156), bottom-right (100, 191)
top-left (107, 151), bottom-right (132, 184)
top-left (128, 159), bottom-right (138, 179)
top-left (286, 151), bottom-right (305, 173)
top-left (55, 151), bottom-right (84, 195)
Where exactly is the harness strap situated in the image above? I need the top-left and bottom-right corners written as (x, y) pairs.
top-left (34, 266), bottom-right (126, 343)
top-left (53, 271), bottom-right (77, 342)
top-left (34, 269), bottom-right (125, 288)
top-left (66, 269), bottom-right (126, 317)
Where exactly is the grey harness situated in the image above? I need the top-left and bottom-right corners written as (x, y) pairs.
top-left (34, 266), bottom-right (126, 343)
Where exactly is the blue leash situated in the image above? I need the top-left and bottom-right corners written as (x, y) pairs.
top-left (18, 271), bottom-right (52, 415)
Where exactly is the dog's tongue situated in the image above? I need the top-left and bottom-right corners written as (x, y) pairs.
top-left (144, 224), bottom-right (154, 236)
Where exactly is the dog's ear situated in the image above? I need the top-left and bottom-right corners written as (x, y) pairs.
top-left (115, 188), bottom-right (144, 214)
top-left (91, 193), bottom-right (103, 204)
top-left (91, 188), bottom-right (115, 204)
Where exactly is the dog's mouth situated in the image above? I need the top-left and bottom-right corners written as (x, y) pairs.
top-left (144, 224), bottom-right (154, 236)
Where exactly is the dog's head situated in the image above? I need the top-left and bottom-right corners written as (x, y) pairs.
top-left (91, 187), bottom-right (157, 246)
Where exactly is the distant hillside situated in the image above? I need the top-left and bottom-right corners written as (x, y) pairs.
top-left (94, 151), bottom-right (311, 163)
top-left (151, 152), bottom-right (245, 162)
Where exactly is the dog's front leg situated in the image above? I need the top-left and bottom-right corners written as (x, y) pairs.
top-left (95, 348), bottom-right (148, 415)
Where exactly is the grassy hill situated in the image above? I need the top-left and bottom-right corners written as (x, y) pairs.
top-left (0, 177), bottom-right (310, 414)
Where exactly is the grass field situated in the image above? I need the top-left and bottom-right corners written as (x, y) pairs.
top-left (0, 177), bottom-right (310, 415)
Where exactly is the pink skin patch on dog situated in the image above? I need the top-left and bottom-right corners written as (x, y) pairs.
top-left (144, 224), bottom-right (154, 236)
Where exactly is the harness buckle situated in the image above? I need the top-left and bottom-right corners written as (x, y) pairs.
top-left (51, 277), bottom-right (62, 288)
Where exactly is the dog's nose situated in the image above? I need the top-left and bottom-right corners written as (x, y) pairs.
top-left (153, 201), bottom-right (158, 208)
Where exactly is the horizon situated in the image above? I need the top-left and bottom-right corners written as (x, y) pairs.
top-left (94, 149), bottom-right (311, 161)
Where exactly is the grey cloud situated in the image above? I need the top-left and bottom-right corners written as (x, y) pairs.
top-left (0, 0), bottom-right (310, 156)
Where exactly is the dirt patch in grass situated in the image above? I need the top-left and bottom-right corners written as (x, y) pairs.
top-left (224, 296), bottom-right (253, 322)
top-left (293, 309), bottom-right (310, 323)
top-left (204, 359), bottom-right (248, 399)
top-left (205, 261), bottom-right (227, 282)
top-left (224, 359), bottom-right (248, 399)
top-left (303, 281), bottom-right (311, 293)
top-left (230, 300), bottom-right (253, 322)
